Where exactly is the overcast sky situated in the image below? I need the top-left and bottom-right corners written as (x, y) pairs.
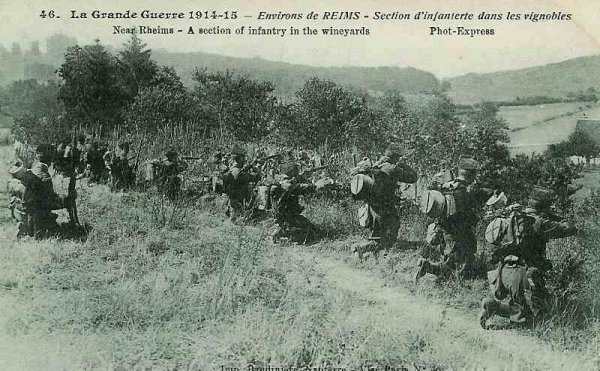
top-left (1, 0), bottom-right (598, 78)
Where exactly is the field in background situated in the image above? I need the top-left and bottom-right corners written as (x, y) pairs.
top-left (500, 102), bottom-right (600, 155)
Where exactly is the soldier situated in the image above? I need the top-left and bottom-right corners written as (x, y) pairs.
top-left (54, 137), bottom-right (72, 176)
top-left (479, 187), bottom-right (577, 328)
top-left (154, 148), bottom-right (188, 200)
top-left (222, 147), bottom-right (260, 223)
top-left (351, 146), bottom-right (417, 257)
top-left (209, 151), bottom-right (229, 194)
top-left (8, 144), bottom-right (65, 238)
top-left (415, 157), bottom-right (491, 282)
top-left (104, 141), bottom-right (134, 191)
top-left (83, 141), bottom-right (107, 183)
top-left (270, 162), bottom-right (323, 244)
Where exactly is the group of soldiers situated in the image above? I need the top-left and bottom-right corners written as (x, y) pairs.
top-left (7, 138), bottom-right (578, 329)
top-left (207, 146), bottom-right (333, 243)
top-left (410, 158), bottom-right (577, 328)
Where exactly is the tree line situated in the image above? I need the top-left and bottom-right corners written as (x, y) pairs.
top-left (0, 35), bottom-right (584, 210)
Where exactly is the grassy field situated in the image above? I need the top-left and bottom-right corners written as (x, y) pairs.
top-left (499, 102), bottom-right (600, 155)
top-left (1, 143), bottom-right (600, 370)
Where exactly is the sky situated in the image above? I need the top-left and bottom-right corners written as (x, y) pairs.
top-left (0, 0), bottom-right (599, 78)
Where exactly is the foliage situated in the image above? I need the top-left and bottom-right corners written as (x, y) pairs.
top-left (547, 129), bottom-right (600, 160)
top-left (192, 69), bottom-right (278, 142)
top-left (275, 78), bottom-right (373, 150)
top-left (0, 79), bottom-right (61, 119)
top-left (495, 155), bottom-right (582, 211)
top-left (1, 79), bottom-right (65, 144)
top-left (117, 35), bottom-right (158, 101)
top-left (58, 41), bottom-right (127, 134)
top-left (124, 67), bottom-right (205, 135)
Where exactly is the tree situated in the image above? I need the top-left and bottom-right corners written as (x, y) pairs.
top-left (279, 77), bottom-right (370, 149)
top-left (58, 40), bottom-right (127, 134)
top-left (125, 67), bottom-right (205, 134)
top-left (0, 79), bottom-right (66, 144)
top-left (568, 130), bottom-right (600, 161)
top-left (193, 69), bottom-right (278, 142)
top-left (0, 79), bottom-right (60, 118)
top-left (547, 129), bottom-right (600, 163)
top-left (117, 35), bottom-right (158, 101)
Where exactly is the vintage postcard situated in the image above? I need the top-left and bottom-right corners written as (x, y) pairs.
top-left (1, 0), bottom-right (599, 370)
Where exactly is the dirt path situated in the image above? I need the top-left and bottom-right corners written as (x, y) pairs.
top-left (292, 249), bottom-right (598, 371)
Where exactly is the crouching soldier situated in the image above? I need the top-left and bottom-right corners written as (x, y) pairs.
top-left (222, 148), bottom-right (261, 223)
top-left (104, 141), bottom-right (135, 191)
top-left (415, 158), bottom-right (492, 282)
top-left (153, 148), bottom-right (188, 200)
top-left (350, 146), bottom-right (417, 259)
top-left (8, 144), bottom-right (68, 239)
top-left (479, 187), bottom-right (577, 328)
top-left (270, 163), bottom-right (324, 244)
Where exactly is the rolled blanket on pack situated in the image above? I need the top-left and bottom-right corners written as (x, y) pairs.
top-left (7, 178), bottom-right (25, 199)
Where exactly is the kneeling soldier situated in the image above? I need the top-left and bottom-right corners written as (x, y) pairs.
top-left (479, 187), bottom-right (577, 328)
top-left (270, 163), bottom-right (324, 244)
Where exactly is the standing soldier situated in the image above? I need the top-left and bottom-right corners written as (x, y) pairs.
top-left (415, 158), bottom-right (492, 282)
top-left (153, 148), bottom-right (188, 200)
top-left (222, 147), bottom-right (260, 223)
top-left (270, 162), bottom-right (323, 244)
top-left (350, 146), bottom-right (417, 258)
top-left (479, 187), bottom-right (577, 328)
top-left (104, 141), bottom-right (134, 191)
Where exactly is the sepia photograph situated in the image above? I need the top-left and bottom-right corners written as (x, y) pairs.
top-left (0, 0), bottom-right (599, 369)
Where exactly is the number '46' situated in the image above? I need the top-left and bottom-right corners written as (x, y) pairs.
top-left (39, 10), bottom-right (56, 19)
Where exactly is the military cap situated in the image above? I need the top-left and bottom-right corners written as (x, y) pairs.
top-left (280, 162), bottom-right (299, 178)
top-left (458, 157), bottom-right (479, 171)
top-left (165, 148), bottom-right (178, 160)
top-left (383, 145), bottom-right (403, 159)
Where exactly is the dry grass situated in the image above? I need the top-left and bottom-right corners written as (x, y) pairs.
top-left (1, 143), bottom-right (599, 370)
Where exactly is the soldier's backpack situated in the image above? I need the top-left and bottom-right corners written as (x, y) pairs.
top-left (440, 180), bottom-right (468, 217)
top-left (485, 209), bottom-right (540, 260)
top-left (420, 190), bottom-right (446, 219)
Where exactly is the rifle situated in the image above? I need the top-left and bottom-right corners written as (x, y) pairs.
top-left (67, 130), bottom-right (80, 226)
top-left (240, 153), bottom-right (282, 173)
top-left (300, 164), bottom-right (331, 178)
top-left (181, 156), bottom-right (204, 161)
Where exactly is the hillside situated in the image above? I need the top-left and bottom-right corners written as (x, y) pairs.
top-left (151, 50), bottom-right (440, 98)
top-left (447, 55), bottom-right (600, 105)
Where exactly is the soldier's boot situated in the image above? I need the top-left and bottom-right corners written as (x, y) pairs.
top-left (16, 222), bottom-right (30, 239)
top-left (352, 241), bottom-right (376, 262)
top-left (479, 298), bottom-right (498, 329)
top-left (414, 258), bottom-right (429, 283)
top-left (416, 258), bottom-right (449, 283)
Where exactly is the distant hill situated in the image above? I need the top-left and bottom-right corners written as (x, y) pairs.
top-left (446, 55), bottom-right (600, 105)
top-left (151, 50), bottom-right (440, 98)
